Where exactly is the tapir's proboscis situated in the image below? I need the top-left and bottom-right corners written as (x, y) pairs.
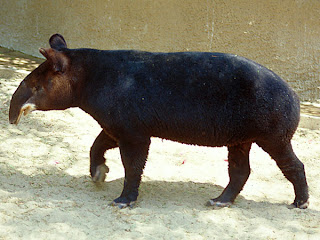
top-left (9, 34), bottom-right (309, 209)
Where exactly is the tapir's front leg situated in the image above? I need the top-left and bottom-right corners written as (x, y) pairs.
top-left (90, 130), bottom-right (118, 182)
top-left (111, 138), bottom-right (151, 208)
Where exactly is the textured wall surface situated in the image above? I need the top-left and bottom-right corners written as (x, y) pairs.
top-left (0, 0), bottom-right (319, 101)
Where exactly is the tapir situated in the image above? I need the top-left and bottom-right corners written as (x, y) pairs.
top-left (9, 34), bottom-right (309, 209)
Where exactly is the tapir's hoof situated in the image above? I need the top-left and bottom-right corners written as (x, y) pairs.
top-left (206, 199), bottom-right (232, 208)
top-left (92, 164), bottom-right (109, 183)
top-left (288, 200), bottom-right (309, 209)
top-left (110, 197), bottom-right (136, 209)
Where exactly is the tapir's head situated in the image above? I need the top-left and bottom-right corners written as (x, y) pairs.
top-left (9, 34), bottom-right (75, 124)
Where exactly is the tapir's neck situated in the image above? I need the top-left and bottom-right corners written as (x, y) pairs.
top-left (66, 49), bottom-right (104, 107)
top-left (67, 49), bottom-right (119, 127)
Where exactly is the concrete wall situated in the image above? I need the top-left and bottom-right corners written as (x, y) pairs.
top-left (1, 0), bottom-right (319, 101)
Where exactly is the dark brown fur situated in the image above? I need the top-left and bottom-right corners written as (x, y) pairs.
top-left (9, 34), bottom-right (309, 209)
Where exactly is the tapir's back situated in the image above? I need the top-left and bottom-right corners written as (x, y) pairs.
top-left (75, 51), bottom-right (299, 146)
top-left (78, 50), bottom-right (300, 147)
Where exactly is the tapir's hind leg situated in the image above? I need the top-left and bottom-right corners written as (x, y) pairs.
top-left (90, 130), bottom-right (118, 182)
top-left (208, 142), bottom-right (252, 207)
top-left (257, 140), bottom-right (309, 209)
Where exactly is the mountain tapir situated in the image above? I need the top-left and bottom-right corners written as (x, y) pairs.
top-left (9, 34), bottom-right (309, 209)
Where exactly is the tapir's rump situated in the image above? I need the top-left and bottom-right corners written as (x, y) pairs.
top-left (9, 34), bottom-right (308, 209)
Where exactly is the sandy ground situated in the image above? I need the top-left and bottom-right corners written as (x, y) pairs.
top-left (0, 48), bottom-right (320, 240)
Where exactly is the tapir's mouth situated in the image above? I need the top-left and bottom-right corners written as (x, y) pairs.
top-left (9, 80), bottom-right (36, 125)
top-left (10, 103), bottom-right (36, 125)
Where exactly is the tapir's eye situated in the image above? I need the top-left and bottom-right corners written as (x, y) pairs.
top-left (34, 85), bottom-right (41, 91)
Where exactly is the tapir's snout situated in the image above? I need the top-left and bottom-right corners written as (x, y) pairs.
top-left (9, 81), bottom-right (36, 125)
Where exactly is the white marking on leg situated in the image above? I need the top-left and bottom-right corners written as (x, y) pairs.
top-left (299, 201), bottom-right (309, 209)
top-left (92, 164), bottom-right (109, 182)
top-left (207, 200), bottom-right (231, 208)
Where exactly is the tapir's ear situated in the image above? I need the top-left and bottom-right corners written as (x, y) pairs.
top-left (49, 34), bottom-right (67, 50)
top-left (39, 48), bottom-right (69, 73)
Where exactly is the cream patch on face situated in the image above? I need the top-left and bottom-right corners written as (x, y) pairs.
top-left (15, 103), bottom-right (37, 124)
